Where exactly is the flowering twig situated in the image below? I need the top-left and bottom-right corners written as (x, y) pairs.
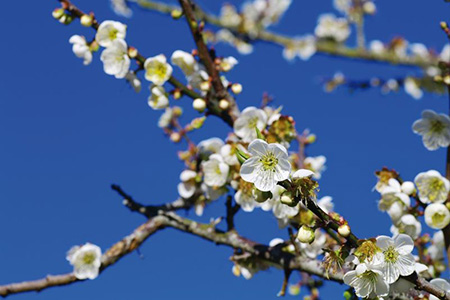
top-left (131, 0), bottom-right (438, 68)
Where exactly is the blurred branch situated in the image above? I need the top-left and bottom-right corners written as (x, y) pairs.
top-left (131, 0), bottom-right (438, 68)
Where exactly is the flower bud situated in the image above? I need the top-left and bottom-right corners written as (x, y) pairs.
top-left (199, 81), bottom-right (210, 91)
top-left (219, 99), bottom-right (230, 110)
top-left (296, 225), bottom-right (315, 244)
top-left (173, 89), bottom-right (182, 100)
top-left (288, 285), bottom-right (300, 296)
top-left (424, 203), bottom-right (450, 229)
top-left (306, 134), bottom-right (316, 144)
top-left (193, 98), bottom-right (206, 112)
top-left (170, 132), bottom-right (182, 143)
top-left (231, 83), bottom-right (242, 94)
top-left (363, 2), bottom-right (376, 14)
top-left (171, 9), bottom-right (183, 19)
top-left (59, 14), bottom-right (73, 24)
top-left (338, 224), bottom-right (351, 237)
top-left (89, 40), bottom-right (99, 52)
top-left (444, 75), bottom-right (450, 85)
top-left (172, 106), bottom-right (183, 117)
top-left (280, 194), bottom-right (295, 206)
top-left (52, 8), bottom-right (65, 19)
top-left (80, 14), bottom-right (93, 27)
top-left (128, 47), bottom-right (138, 58)
top-left (401, 181), bottom-right (415, 195)
top-left (191, 117), bottom-right (206, 129)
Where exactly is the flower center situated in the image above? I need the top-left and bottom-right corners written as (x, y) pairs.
top-left (383, 246), bottom-right (399, 263)
top-left (357, 270), bottom-right (378, 285)
top-left (247, 117), bottom-right (259, 129)
top-left (427, 177), bottom-right (445, 202)
top-left (260, 152), bottom-right (278, 171)
top-left (430, 119), bottom-right (445, 133)
top-left (108, 28), bottom-right (118, 40)
top-left (432, 211), bottom-right (447, 225)
top-left (83, 252), bottom-right (96, 265)
top-left (154, 64), bottom-right (167, 78)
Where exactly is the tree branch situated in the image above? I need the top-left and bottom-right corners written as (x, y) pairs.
top-left (131, 0), bottom-right (438, 69)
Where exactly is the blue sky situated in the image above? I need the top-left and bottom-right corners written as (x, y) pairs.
top-left (0, 0), bottom-right (449, 299)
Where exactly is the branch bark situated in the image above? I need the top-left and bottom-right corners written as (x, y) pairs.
top-left (131, 0), bottom-right (438, 69)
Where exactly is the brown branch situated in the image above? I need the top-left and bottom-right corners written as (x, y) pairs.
top-left (132, 0), bottom-right (438, 69)
top-left (178, 0), bottom-right (239, 126)
top-left (225, 195), bottom-right (240, 231)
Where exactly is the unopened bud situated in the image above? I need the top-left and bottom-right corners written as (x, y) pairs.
top-left (338, 224), bottom-right (351, 237)
top-left (306, 134), bottom-right (316, 144)
top-left (128, 47), bottom-right (138, 58)
top-left (52, 8), bottom-right (65, 19)
top-left (401, 181), bottom-right (415, 195)
top-left (191, 116), bottom-right (206, 129)
top-left (296, 225), bottom-right (315, 244)
top-left (441, 21), bottom-right (448, 30)
top-left (193, 98), bottom-right (206, 112)
top-left (288, 285), bottom-right (300, 296)
top-left (89, 40), bottom-right (99, 52)
top-left (80, 14), bottom-right (93, 27)
top-left (199, 81), bottom-right (210, 91)
top-left (362, 1), bottom-right (376, 14)
top-left (171, 9), bottom-right (183, 19)
top-left (172, 106), bottom-right (183, 117)
top-left (343, 291), bottom-right (352, 300)
top-left (170, 132), bottom-right (182, 143)
top-left (219, 99), bottom-right (230, 110)
top-left (231, 83), bottom-right (242, 94)
top-left (444, 75), bottom-right (450, 85)
top-left (446, 202), bottom-right (450, 211)
top-left (280, 194), bottom-right (295, 206)
top-left (173, 89), bottom-right (182, 100)
top-left (59, 14), bottom-right (73, 24)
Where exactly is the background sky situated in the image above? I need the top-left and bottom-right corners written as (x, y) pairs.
top-left (0, 0), bottom-right (449, 299)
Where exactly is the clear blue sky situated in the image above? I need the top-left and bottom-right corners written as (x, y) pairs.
top-left (0, 0), bottom-right (449, 299)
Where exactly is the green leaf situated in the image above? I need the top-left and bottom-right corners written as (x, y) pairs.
top-left (235, 148), bottom-right (249, 164)
top-left (255, 126), bottom-right (265, 140)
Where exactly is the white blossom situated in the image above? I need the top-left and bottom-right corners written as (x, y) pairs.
top-left (95, 20), bottom-right (126, 47)
top-left (158, 107), bottom-right (174, 128)
top-left (410, 43), bottom-right (430, 60)
top-left (299, 229), bottom-right (326, 259)
top-left (370, 40), bottom-right (385, 55)
top-left (390, 214), bottom-right (422, 239)
top-left (430, 279), bottom-right (450, 300)
top-left (333, 0), bottom-right (351, 14)
top-left (148, 85), bottom-right (169, 110)
top-left (424, 203), bottom-right (450, 229)
top-left (414, 170), bottom-right (449, 203)
top-left (125, 71), bottom-right (141, 93)
top-left (376, 234), bottom-right (415, 284)
top-left (412, 110), bottom-right (450, 150)
top-left (171, 50), bottom-right (197, 76)
top-left (343, 261), bottom-right (389, 298)
top-left (144, 54), bottom-right (173, 86)
top-left (404, 77), bottom-right (423, 100)
top-left (219, 4), bottom-right (241, 27)
top-left (100, 39), bottom-right (130, 79)
top-left (198, 138), bottom-right (224, 156)
top-left (220, 56), bottom-right (238, 72)
top-left (203, 154), bottom-right (229, 187)
top-left (440, 44), bottom-right (450, 62)
top-left (317, 196), bottom-right (334, 213)
top-left (401, 181), bottom-right (415, 195)
top-left (234, 107), bottom-right (268, 142)
top-left (235, 180), bottom-right (259, 212)
top-left (220, 144), bottom-right (239, 166)
top-left (177, 170), bottom-right (197, 199)
top-left (283, 35), bottom-right (316, 61)
top-left (110, 0), bottom-right (132, 18)
top-left (66, 243), bottom-right (102, 280)
top-left (315, 14), bottom-right (350, 43)
top-left (69, 35), bottom-right (92, 65)
top-left (240, 139), bottom-right (291, 191)
top-left (304, 155), bottom-right (326, 179)
top-left (428, 231), bottom-right (444, 260)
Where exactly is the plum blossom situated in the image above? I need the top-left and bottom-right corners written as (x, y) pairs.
top-left (282, 35), bottom-right (316, 61)
top-left (424, 203), bottom-right (450, 229)
top-left (69, 35), bottom-right (92, 65)
top-left (317, 196), bottom-right (334, 213)
top-left (198, 138), bottom-right (224, 156)
top-left (144, 54), bottom-right (173, 86)
top-left (100, 39), bottom-right (130, 79)
top-left (404, 77), bottom-right (423, 100)
top-left (343, 260), bottom-right (389, 298)
top-left (376, 234), bottom-right (415, 284)
top-left (203, 154), bottom-right (229, 187)
top-left (390, 214), bottom-right (422, 239)
top-left (234, 107), bottom-right (268, 142)
top-left (412, 110), bottom-right (450, 150)
top-left (429, 279), bottom-right (450, 300)
top-left (234, 179), bottom-right (259, 212)
top-left (240, 139), bottom-right (291, 191)
top-left (66, 243), bottom-right (102, 280)
top-left (95, 20), bottom-right (126, 47)
top-left (304, 155), bottom-right (326, 179)
top-left (171, 50), bottom-right (197, 76)
top-left (177, 170), bottom-right (197, 199)
top-left (414, 170), bottom-right (449, 204)
top-left (148, 85), bottom-right (169, 110)
top-left (315, 14), bottom-right (350, 42)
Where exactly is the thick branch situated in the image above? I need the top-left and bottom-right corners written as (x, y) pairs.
top-left (132, 0), bottom-right (438, 69)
